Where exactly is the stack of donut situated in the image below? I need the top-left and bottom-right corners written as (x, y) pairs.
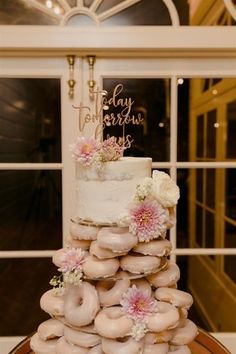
top-left (30, 222), bottom-right (198, 354)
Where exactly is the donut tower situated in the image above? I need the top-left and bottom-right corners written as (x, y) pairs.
top-left (30, 136), bottom-right (198, 354)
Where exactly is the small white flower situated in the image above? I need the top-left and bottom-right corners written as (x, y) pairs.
top-left (130, 322), bottom-right (148, 341)
top-left (64, 270), bottom-right (83, 286)
top-left (135, 177), bottom-right (153, 201)
top-left (151, 170), bottom-right (180, 207)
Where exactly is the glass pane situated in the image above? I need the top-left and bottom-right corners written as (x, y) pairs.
top-left (195, 205), bottom-right (203, 247)
top-left (196, 114), bottom-right (204, 158)
top-left (0, 0), bottom-right (189, 26)
top-left (206, 169), bottom-right (215, 209)
top-left (206, 109), bottom-right (216, 158)
top-left (196, 169), bottom-right (203, 202)
top-left (205, 210), bottom-right (215, 248)
top-left (0, 78), bottom-right (61, 163)
top-left (0, 258), bottom-right (56, 336)
top-left (225, 169), bottom-right (236, 220)
top-left (0, 170), bottom-right (62, 250)
top-left (225, 222), bottom-right (236, 248)
top-left (178, 255), bottom-right (236, 332)
top-left (102, 78), bottom-right (170, 161)
top-left (224, 255), bottom-right (236, 283)
top-left (226, 100), bottom-right (236, 158)
top-left (179, 78), bottom-right (236, 161)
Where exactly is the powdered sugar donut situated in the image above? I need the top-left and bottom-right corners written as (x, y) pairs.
top-left (130, 278), bottom-right (152, 297)
top-left (90, 241), bottom-right (126, 259)
top-left (168, 345), bottom-right (191, 353)
top-left (56, 336), bottom-right (88, 354)
top-left (120, 254), bottom-right (161, 275)
top-left (64, 326), bottom-right (101, 348)
top-left (64, 283), bottom-right (99, 327)
top-left (143, 342), bottom-right (169, 354)
top-left (66, 234), bottom-right (91, 250)
top-left (83, 255), bottom-right (119, 278)
top-left (97, 276), bottom-right (130, 307)
top-left (70, 222), bottom-right (99, 241)
top-left (38, 319), bottom-right (64, 340)
top-left (147, 301), bottom-right (180, 332)
top-left (97, 227), bottom-right (138, 253)
top-left (95, 307), bottom-right (133, 338)
top-left (170, 319), bottom-right (198, 346)
top-left (30, 332), bottom-right (58, 354)
top-left (144, 330), bottom-right (174, 344)
top-left (147, 261), bottom-right (180, 287)
top-left (102, 337), bottom-right (143, 354)
top-left (155, 288), bottom-right (193, 309)
top-left (40, 289), bottom-right (64, 317)
top-left (133, 239), bottom-right (172, 257)
top-left (88, 345), bottom-right (104, 354)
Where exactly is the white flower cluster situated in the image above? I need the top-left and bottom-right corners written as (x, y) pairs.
top-left (134, 171), bottom-right (180, 207)
top-left (130, 322), bottom-right (148, 341)
top-left (64, 269), bottom-right (83, 286)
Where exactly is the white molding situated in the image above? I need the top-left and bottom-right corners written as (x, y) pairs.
top-left (0, 250), bottom-right (54, 258)
top-left (0, 163), bottom-right (62, 170)
top-left (0, 26), bottom-right (236, 56)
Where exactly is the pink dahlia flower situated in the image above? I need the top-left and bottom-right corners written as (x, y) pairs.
top-left (58, 248), bottom-right (85, 273)
top-left (70, 137), bottom-right (100, 166)
top-left (100, 136), bottom-right (124, 161)
top-left (129, 198), bottom-right (168, 242)
top-left (120, 285), bottom-right (157, 321)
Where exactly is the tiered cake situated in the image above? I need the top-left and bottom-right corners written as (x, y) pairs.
top-left (30, 136), bottom-right (198, 354)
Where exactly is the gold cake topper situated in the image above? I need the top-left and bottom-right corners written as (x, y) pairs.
top-left (73, 83), bottom-right (144, 148)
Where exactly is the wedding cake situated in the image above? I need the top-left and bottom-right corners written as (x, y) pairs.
top-left (30, 136), bottom-right (198, 354)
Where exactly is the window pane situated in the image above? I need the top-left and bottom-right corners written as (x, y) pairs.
top-left (178, 255), bottom-right (236, 332)
top-left (206, 169), bottom-right (215, 209)
top-left (205, 210), bottom-right (215, 248)
top-left (225, 169), bottom-right (236, 220)
top-left (206, 109), bottom-right (216, 158)
top-left (225, 222), bottom-right (236, 248)
top-left (196, 114), bottom-right (204, 158)
top-left (179, 78), bottom-right (236, 161)
top-left (224, 255), bottom-right (236, 283)
top-left (0, 79), bottom-right (61, 163)
top-left (0, 170), bottom-right (62, 250)
top-left (195, 205), bottom-right (203, 247)
top-left (103, 78), bottom-right (170, 161)
top-left (196, 169), bottom-right (203, 202)
top-left (226, 100), bottom-right (236, 158)
top-left (0, 258), bottom-right (56, 336)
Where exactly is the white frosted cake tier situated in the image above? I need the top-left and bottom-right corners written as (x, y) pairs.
top-left (75, 157), bottom-right (152, 224)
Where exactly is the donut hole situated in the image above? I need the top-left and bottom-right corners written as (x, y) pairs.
top-left (116, 336), bottom-right (129, 343)
top-left (98, 280), bottom-right (115, 291)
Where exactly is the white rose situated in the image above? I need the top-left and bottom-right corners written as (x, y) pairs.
top-left (151, 170), bottom-right (180, 207)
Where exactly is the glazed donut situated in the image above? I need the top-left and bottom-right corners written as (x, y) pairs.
top-left (155, 288), bottom-right (193, 309)
top-left (56, 336), bottom-right (88, 354)
top-left (144, 330), bottom-right (174, 344)
top-left (83, 255), bottom-right (119, 278)
top-left (97, 227), bottom-right (138, 253)
top-left (64, 283), bottom-right (99, 327)
top-left (147, 301), bottom-right (180, 332)
top-left (88, 345), bottom-right (104, 354)
top-left (102, 337), bottom-right (143, 354)
top-left (147, 261), bottom-right (180, 287)
top-left (30, 332), bottom-right (58, 354)
top-left (66, 233), bottom-right (91, 250)
top-left (70, 222), bottom-right (99, 241)
top-left (64, 326), bottom-right (101, 348)
top-left (168, 345), bottom-right (191, 354)
top-left (120, 254), bottom-right (161, 275)
top-left (97, 276), bottom-right (130, 307)
top-left (130, 278), bottom-right (152, 297)
top-left (94, 306), bottom-right (133, 338)
top-left (40, 289), bottom-right (64, 317)
top-left (143, 343), bottom-right (169, 354)
top-left (38, 319), bottom-right (64, 340)
top-left (170, 319), bottom-right (198, 346)
top-left (90, 241), bottom-right (126, 259)
top-left (134, 239), bottom-right (172, 257)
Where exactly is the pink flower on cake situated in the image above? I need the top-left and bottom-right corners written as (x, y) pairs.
top-left (100, 136), bottom-right (124, 161)
top-left (120, 285), bottom-right (157, 322)
top-left (129, 199), bottom-right (169, 242)
top-left (58, 247), bottom-right (86, 273)
top-left (70, 137), bottom-right (100, 166)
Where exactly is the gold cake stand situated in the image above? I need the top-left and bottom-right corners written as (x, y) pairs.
top-left (9, 328), bottom-right (231, 354)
